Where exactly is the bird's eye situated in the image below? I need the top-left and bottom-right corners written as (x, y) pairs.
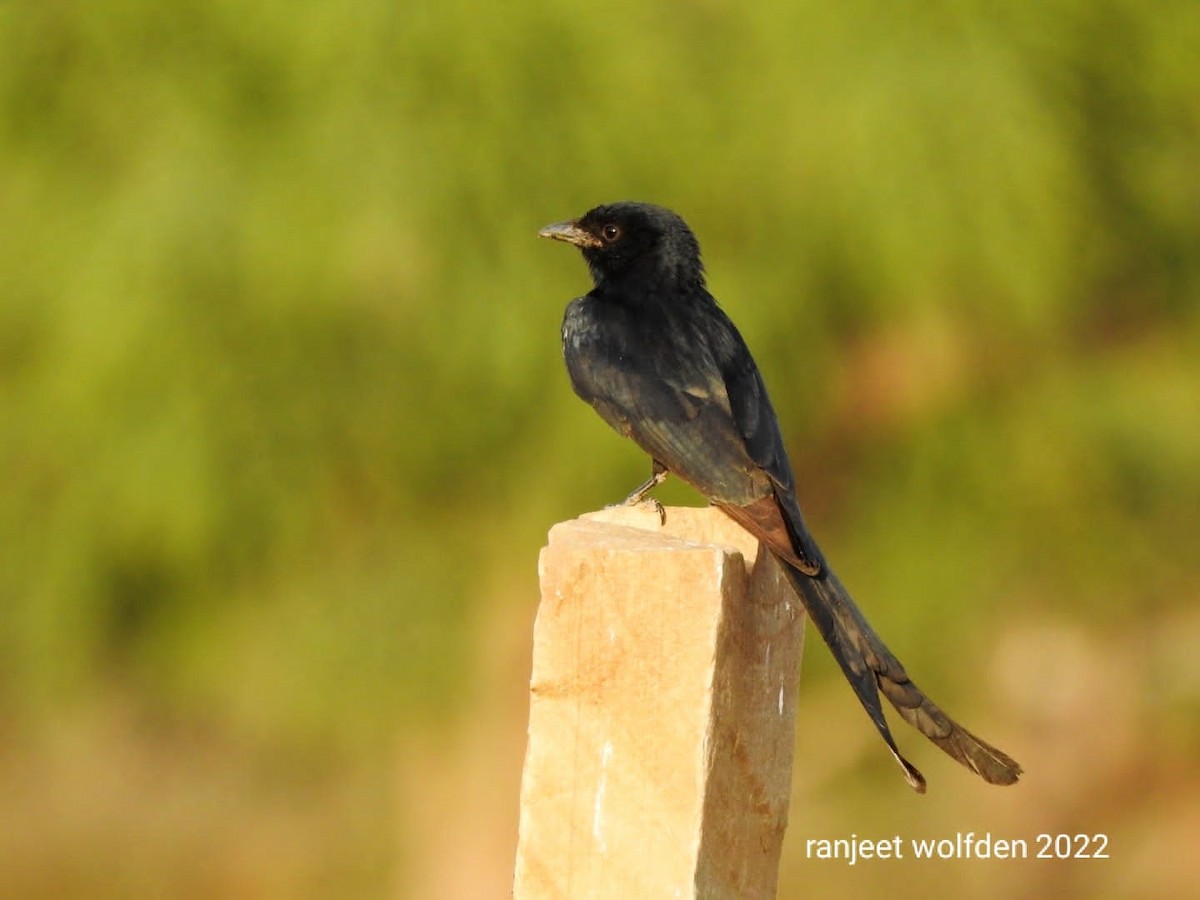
top-left (601, 224), bottom-right (621, 243)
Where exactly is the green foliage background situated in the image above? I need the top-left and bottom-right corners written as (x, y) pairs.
top-left (2, 1), bottom-right (1197, 896)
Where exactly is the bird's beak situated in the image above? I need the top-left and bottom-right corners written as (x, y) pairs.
top-left (538, 219), bottom-right (603, 249)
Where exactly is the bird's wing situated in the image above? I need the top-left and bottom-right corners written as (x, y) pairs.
top-left (567, 294), bottom-right (821, 573)
top-left (710, 319), bottom-right (825, 574)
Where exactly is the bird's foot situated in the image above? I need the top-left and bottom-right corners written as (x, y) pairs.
top-left (622, 462), bottom-right (668, 503)
top-left (605, 496), bottom-right (667, 525)
top-left (612, 462), bottom-right (669, 524)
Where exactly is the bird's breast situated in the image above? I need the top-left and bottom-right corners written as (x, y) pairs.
top-left (562, 296), bottom-right (631, 365)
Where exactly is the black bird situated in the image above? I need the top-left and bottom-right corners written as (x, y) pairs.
top-left (539, 201), bottom-right (1021, 792)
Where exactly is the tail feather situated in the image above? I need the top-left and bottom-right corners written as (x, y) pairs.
top-left (780, 558), bottom-right (1022, 790)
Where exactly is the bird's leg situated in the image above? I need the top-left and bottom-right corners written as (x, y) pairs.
top-left (623, 460), bottom-right (669, 504)
top-left (614, 460), bottom-right (669, 524)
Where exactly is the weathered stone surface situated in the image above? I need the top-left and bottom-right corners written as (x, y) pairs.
top-left (514, 506), bottom-right (805, 900)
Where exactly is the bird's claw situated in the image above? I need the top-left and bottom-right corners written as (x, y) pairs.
top-left (605, 496), bottom-right (667, 526)
top-left (638, 496), bottom-right (667, 525)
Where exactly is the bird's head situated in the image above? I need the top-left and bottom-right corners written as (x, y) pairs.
top-left (539, 201), bottom-right (704, 291)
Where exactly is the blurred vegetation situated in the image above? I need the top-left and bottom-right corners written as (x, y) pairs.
top-left (1, 0), bottom-right (1197, 896)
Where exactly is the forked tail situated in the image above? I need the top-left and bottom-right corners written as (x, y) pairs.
top-left (780, 558), bottom-right (1022, 791)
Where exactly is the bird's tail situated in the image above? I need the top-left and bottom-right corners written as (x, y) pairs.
top-left (780, 558), bottom-right (1022, 792)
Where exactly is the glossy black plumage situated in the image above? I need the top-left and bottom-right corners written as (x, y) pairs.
top-left (540, 201), bottom-right (1022, 791)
